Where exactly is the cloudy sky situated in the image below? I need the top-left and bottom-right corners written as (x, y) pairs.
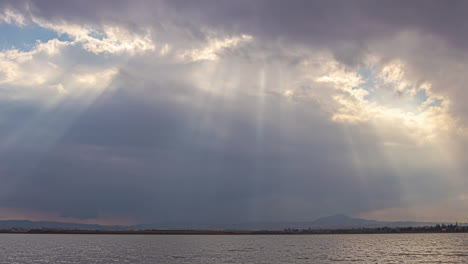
top-left (0, 0), bottom-right (468, 225)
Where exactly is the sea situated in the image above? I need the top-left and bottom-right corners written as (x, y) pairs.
top-left (0, 233), bottom-right (467, 263)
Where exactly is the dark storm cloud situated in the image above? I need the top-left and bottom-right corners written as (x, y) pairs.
top-left (1, 0), bottom-right (467, 223)
top-left (3, 59), bottom-right (456, 222)
top-left (5, 0), bottom-right (468, 62)
top-left (0, 67), bottom-right (410, 222)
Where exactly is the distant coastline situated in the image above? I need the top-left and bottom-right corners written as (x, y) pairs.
top-left (0, 215), bottom-right (459, 232)
top-left (1, 224), bottom-right (467, 235)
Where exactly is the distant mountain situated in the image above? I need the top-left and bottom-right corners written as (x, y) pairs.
top-left (308, 214), bottom-right (384, 228)
top-left (0, 215), bottom-right (447, 231)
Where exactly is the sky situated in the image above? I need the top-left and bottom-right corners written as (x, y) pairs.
top-left (0, 0), bottom-right (468, 225)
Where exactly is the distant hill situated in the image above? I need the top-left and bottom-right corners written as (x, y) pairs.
top-left (308, 214), bottom-right (385, 228)
top-left (0, 215), bottom-right (446, 231)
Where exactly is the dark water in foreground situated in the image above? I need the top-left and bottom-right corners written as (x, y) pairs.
top-left (1, 233), bottom-right (468, 263)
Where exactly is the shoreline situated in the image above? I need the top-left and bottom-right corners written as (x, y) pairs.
top-left (1, 228), bottom-right (468, 235)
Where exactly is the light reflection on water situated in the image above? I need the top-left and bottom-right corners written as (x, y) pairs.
top-left (0, 233), bottom-right (468, 263)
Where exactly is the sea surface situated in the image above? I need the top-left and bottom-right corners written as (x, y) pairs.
top-left (0, 233), bottom-right (468, 263)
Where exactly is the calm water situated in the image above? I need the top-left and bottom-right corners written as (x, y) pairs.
top-left (1, 233), bottom-right (468, 263)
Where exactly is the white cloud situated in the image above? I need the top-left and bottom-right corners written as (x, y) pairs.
top-left (311, 55), bottom-right (463, 145)
top-left (0, 40), bottom-right (70, 90)
top-left (179, 34), bottom-right (253, 62)
top-left (0, 8), bottom-right (25, 25)
top-left (0, 36), bottom-right (119, 104)
top-left (71, 67), bottom-right (118, 91)
top-left (33, 18), bottom-right (156, 55)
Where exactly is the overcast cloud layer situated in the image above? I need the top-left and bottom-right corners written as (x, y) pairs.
top-left (1, 0), bottom-right (468, 225)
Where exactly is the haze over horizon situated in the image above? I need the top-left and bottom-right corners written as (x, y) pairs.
top-left (1, 0), bottom-right (468, 226)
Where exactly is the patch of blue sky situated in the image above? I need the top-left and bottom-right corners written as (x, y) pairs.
top-left (427, 98), bottom-right (443, 108)
top-left (357, 67), bottom-right (373, 80)
top-left (0, 23), bottom-right (72, 51)
top-left (354, 68), bottom-right (377, 95)
top-left (88, 29), bottom-right (106, 40)
top-left (414, 89), bottom-right (429, 105)
top-left (414, 88), bottom-right (443, 108)
top-left (355, 67), bottom-right (439, 111)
